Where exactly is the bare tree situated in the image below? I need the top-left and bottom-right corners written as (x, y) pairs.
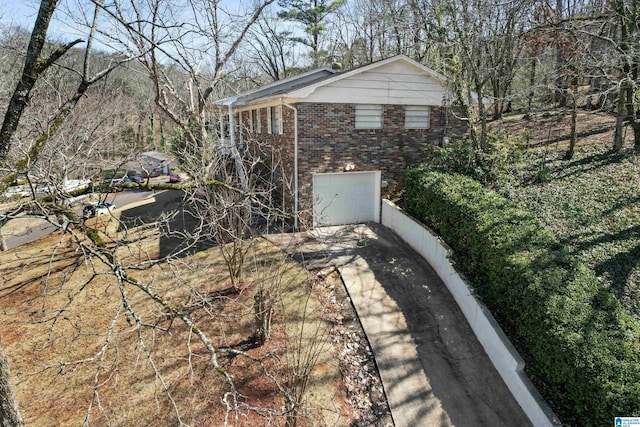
top-left (432, 0), bottom-right (531, 155)
top-left (0, 2), bottom-right (83, 424)
top-left (243, 14), bottom-right (299, 82)
top-left (612, 0), bottom-right (640, 152)
top-left (0, 342), bottom-right (21, 426)
top-left (1, 1), bottom-right (338, 425)
top-left (0, 0), bottom-right (137, 420)
top-left (95, 0), bottom-right (275, 168)
top-left (332, 0), bottom-right (436, 68)
top-left (0, 0), bottom-right (82, 164)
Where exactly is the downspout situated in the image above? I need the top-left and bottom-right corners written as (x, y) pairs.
top-left (282, 101), bottom-right (299, 230)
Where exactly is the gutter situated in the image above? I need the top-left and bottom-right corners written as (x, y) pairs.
top-left (282, 101), bottom-right (299, 230)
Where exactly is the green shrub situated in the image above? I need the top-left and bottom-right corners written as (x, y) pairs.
top-left (405, 167), bottom-right (640, 425)
top-left (535, 166), bottom-right (552, 183)
top-left (420, 130), bottom-right (529, 186)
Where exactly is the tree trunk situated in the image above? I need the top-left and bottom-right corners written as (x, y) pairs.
top-left (492, 79), bottom-right (502, 120)
top-left (149, 113), bottom-right (156, 149)
top-left (159, 116), bottom-right (166, 150)
top-left (625, 71), bottom-right (639, 153)
top-left (527, 57), bottom-right (536, 115)
top-left (554, 0), bottom-right (568, 108)
top-left (632, 121), bottom-right (640, 153)
top-left (0, 342), bottom-right (21, 427)
top-left (253, 289), bottom-right (272, 345)
top-left (631, 29), bottom-right (640, 153)
top-left (0, 228), bottom-right (6, 252)
top-left (613, 86), bottom-right (625, 151)
top-left (476, 84), bottom-right (488, 152)
top-left (0, 0), bottom-right (82, 162)
top-left (565, 90), bottom-right (578, 159)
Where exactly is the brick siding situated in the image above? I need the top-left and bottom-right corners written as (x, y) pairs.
top-left (295, 102), bottom-right (458, 206)
top-left (242, 102), bottom-right (465, 222)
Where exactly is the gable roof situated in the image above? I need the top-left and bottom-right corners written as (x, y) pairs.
top-left (140, 151), bottom-right (173, 163)
top-left (288, 55), bottom-right (447, 99)
top-left (215, 66), bottom-right (336, 107)
top-left (215, 55), bottom-right (448, 108)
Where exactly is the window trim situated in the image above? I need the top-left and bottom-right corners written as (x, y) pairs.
top-left (249, 109), bottom-right (261, 134)
top-left (268, 105), bottom-right (282, 135)
top-left (267, 107), bottom-right (272, 134)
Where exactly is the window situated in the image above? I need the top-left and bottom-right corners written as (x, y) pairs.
top-left (235, 113), bottom-right (243, 148)
top-left (251, 109), bottom-right (261, 133)
top-left (266, 108), bottom-right (271, 133)
top-left (268, 106), bottom-right (282, 135)
top-left (405, 106), bottom-right (430, 129)
top-left (355, 104), bottom-right (383, 129)
top-left (217, 115), bottom-right (229, 139)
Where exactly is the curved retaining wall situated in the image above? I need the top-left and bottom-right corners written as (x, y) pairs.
top-left (381, 199), bottom-right (560, 426)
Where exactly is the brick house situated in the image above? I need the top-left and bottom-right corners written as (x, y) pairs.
top-left (215, 55), bottom-right (463, 228)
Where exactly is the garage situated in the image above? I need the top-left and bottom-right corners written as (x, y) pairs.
top-left (312, 171), bottom-right (381, 227)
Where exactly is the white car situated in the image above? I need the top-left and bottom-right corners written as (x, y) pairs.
top-left (95, 201), bottom-right (116, 214)
top-left (82, 202), bottom-right (116, 218)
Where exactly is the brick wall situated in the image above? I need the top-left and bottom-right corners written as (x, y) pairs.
top-left (241, 106), bottom-right (298, 219)
top-left (242, 102), bottom-right (466, 224)
top-left (295, 102), bottom-right (460, 208)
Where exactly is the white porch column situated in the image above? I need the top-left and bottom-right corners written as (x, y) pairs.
top-left (228, 104), bottom-right (248, 192)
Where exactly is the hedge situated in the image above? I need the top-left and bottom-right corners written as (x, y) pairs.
top-left (404, 167), bottom-right (640, 425)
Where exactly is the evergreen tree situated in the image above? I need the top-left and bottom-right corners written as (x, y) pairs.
top-left (277, 0), bottom-right (346, 65)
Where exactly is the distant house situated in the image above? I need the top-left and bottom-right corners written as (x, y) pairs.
top-left (124, 151), bottom-right (174, 177)
top-left (214, 55), bottom-right (465, 228)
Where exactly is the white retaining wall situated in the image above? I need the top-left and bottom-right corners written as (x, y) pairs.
top-left (381, 199), bottom-right (560, 426)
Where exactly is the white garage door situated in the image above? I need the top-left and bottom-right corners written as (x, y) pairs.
top-left (312, 171), bottom-right (381, 227)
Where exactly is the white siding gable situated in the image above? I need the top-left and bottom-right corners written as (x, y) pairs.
top-left (301, 61), bottom-right (447, 106)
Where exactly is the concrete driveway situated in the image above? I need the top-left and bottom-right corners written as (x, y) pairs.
top-left (266, 223), bottom-right (531, 427)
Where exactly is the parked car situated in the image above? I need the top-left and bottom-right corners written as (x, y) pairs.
top-left (169, 173), bottom-right (181, 183)
top-left (122, 175), bottom-right (143, 184)
top-left (96, 201), bottom-right (116, 214)
top-left (103, 177), bottom-right (126, 184)
top-left (102, 177), bottom-right (125, 191)
top-left (82, 202), bottom-right (116, 219)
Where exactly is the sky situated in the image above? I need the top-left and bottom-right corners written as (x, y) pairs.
top-left (0, 0), bottom-right (40, 30)
top-left (0, 0), bottom-right (88, 43)
top-left (0, 0), bottom-right (285, 47)
top-left (0, 0), bottom-right (275, 31)
top-left (0, 0), bottom-right (304, 68)
top-left (0, 0), bottom-right (139, 51)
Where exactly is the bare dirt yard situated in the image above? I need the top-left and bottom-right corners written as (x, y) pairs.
top-left (0, 190), bottom-right (391, 426)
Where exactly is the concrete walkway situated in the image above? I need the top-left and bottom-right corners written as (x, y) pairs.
top-left (266, 223), bottom-right (531, 427)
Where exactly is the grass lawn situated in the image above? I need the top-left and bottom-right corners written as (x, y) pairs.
top-left (0, 195), bottom-right (355, 426)
top-left (494, 110), bottom-right (640, 322)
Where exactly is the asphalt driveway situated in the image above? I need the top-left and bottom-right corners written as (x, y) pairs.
top-left (266, 223), bottom-right (531, 427)
top-left (1, 189), bottom-right (153, 250)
